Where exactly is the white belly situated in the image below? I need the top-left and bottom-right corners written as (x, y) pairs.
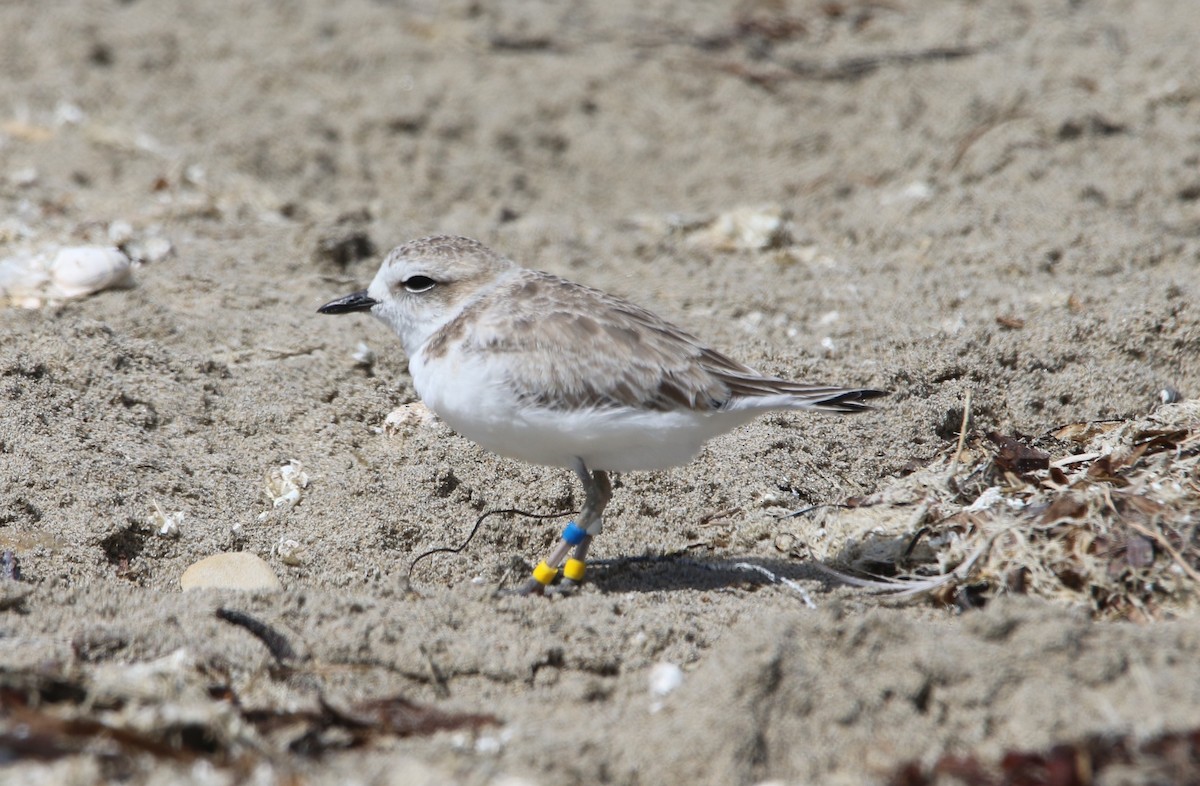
top-left (409, 351), bottom-right (755, 472)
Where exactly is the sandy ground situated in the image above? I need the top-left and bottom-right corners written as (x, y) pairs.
top-left (2, 1), bottom-right (1200, 784)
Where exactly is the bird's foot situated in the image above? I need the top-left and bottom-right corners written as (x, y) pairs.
top-left (504, 556), bottom-right (587, 597)
top-left (503, 577), bottom-right (547, 596)
top-left (500, 520), bottom-right (594, 597)
top-left (544, 577), bottom-right (582, 596)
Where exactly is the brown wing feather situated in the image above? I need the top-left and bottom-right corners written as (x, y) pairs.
top-left (461, 270), bottom-right (885, 413)
top-left (460, 272), bottom-right (739, 411)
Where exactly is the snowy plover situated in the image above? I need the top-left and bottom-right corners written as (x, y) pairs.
top-left (320, 235), bottom-right (885, 594)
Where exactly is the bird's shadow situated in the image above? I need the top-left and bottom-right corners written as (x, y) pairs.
top-left (576, 553), bottom-right (850, 595)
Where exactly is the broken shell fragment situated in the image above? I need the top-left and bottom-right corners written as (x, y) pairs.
top-left (148, 500), bottom-right (184, 538)
top-left (383, 402), bottom-right (439, 436)
top-left (688, 205), bottom-right (794, 252)
top-left (265, 459), bottom-right (309, 509)
top-left (274, 537), bottom-right (306, 567)
top-left (123, 236), bottom-right (173, 264)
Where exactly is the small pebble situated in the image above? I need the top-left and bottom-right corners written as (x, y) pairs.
top-left (1, 551), bottom-right (20, 581)
top-left (11, 167), bottom-right (39, 187)
top-left (352, 341), bottom-right (375, 367)
top-left (125, 236), bottom-right (173, 264)
top-left (180, 552), bottom-right (282, 591)
top-left (648, 662), bottom-right (684, 697)
top-left (774, 533), bottom-right (797, 553)
top-left (1158, 387), bottom-right (1183, 405)
top-left (108, 220), bottom-right (134, 245)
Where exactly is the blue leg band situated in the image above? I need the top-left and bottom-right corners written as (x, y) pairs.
top-left (562, 522), bottom-right (588, 545)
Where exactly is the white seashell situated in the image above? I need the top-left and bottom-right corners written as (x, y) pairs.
top-left (49, 246), bottom-right (133, 299)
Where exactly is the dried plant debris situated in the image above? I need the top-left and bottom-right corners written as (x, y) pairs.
top-left (828, 400), bottom-right (1200, 619)
top-left (986, 431), bottom-right (1050, 475)
top-left (0, 653), bottom-right (498, 776)
top-left (0, 653), bottom-right (250, 777)
top-left (249, 695), bottom-right (498, 757)
top-left (887, 726), bottom-right (1200, 786)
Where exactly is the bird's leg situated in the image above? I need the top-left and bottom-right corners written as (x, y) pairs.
top-left (515, 461), bottom-right (612, 595)
top-left (550, 467), bottom-right (610, 594)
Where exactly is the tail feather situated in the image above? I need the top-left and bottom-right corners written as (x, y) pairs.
top-left (799, 386), bottom-right (889, 413)
top-left (721, 376), bottom-right (888, 413)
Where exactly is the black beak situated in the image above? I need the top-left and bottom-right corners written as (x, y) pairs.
top-left (318, 290), bottom-right (378, 315)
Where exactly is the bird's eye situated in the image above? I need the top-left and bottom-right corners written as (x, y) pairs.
top-left (402, 275), bottom-right (437, 293)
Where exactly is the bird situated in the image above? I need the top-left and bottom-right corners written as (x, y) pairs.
top-left (319, 235), bottom-right (885, 594)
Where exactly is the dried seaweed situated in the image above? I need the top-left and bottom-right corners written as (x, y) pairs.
top-left (828, 400), bottom-right (1200, 619)
top-left (0, 654), bottom-right (499, 772)
top-left (888, 725), bottom-right (1200, 786)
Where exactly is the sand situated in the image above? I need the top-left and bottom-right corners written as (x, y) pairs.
top-left (2, 1), bottom-right (1199, 784)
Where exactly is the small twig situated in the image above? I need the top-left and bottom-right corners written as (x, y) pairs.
top-left (949, 107), bottom-right (1026, 170)
top-left (783, 44), bottom-right (985, 82)
top-left (906, 501), bottom-right (932, 533)
top-left (259, 346), bottom-right (321, 360)
top-left (1101, 486), bottom-right (1122, 517)
top-left (776, 503), bottom-right (852, 520)
top-left (1051, 452), bottom-right (1102, 468)
top-left (903, 527), bottom-right (930, 559)
top-left (418, 644), bottom-right (451, 699)
top-left (215, 608), bottom-right (298, 664)
top-left (697, 507), bottom-right (741, 526)
top-left (945, 388), bottom-right (973, 491)
top-left (407, 507), bottom-right (576, 585)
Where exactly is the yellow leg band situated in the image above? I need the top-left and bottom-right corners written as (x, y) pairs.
top-left (532, 561), bottom-right (558, 586)
top-left (562, 558), bottom-right (586, 582)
